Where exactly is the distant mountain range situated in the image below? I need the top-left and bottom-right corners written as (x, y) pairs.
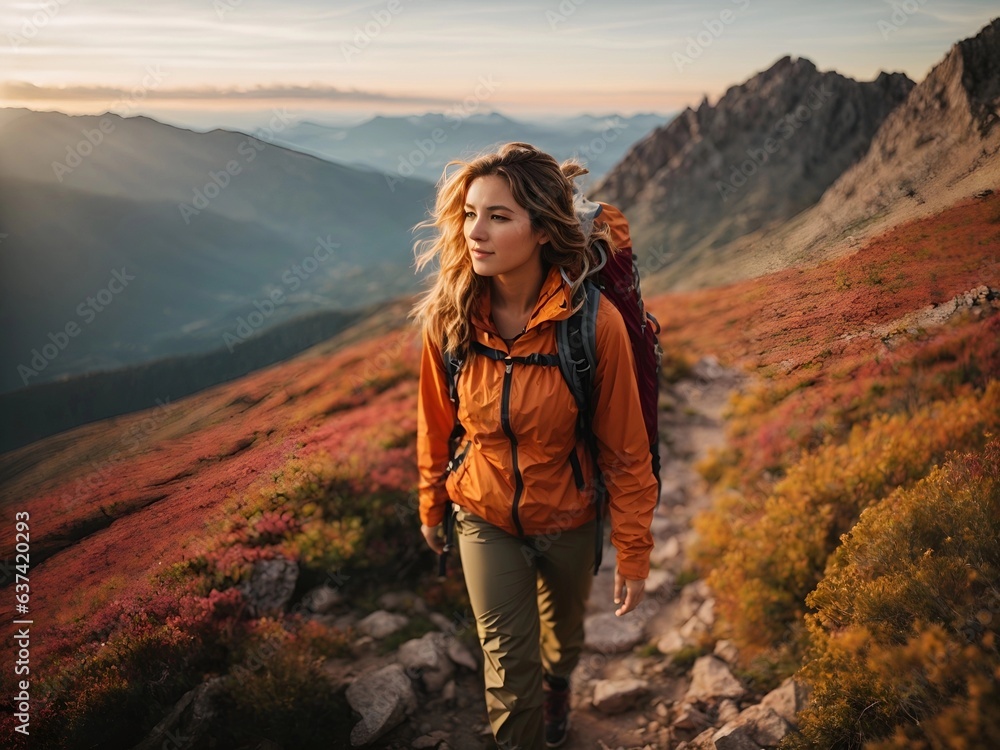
top-left (0, 107), bottom-right (666, 400)
top-left (266, 111), bottom-right (670, 186)
top-left (0, 109), bottom-right (434, 395)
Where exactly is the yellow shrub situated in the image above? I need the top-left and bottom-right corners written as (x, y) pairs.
top-left (787, 439), bottom-right (1000, 749)
top-left (697, 381), bottom-right (1000, 652)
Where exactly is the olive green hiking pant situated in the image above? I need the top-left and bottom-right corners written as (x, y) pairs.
top-left (453, 504), bottom-right (596, 750)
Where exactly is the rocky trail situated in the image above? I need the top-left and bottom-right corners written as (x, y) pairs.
top-left (334, 357), bottom-right (807, 750)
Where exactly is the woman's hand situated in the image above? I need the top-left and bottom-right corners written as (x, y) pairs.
top-left (421, 523), bottom-right (445, 554)
top-left (614, 569), bottom-right (645, 616)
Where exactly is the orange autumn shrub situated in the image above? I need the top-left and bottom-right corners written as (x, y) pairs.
top-left (695, 381), bottom-right (1000, 652)
top-left (786, 439), bottom-right (1000, 749)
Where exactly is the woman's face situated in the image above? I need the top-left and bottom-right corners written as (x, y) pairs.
top-left (464, 175), bottom-right (549, 279)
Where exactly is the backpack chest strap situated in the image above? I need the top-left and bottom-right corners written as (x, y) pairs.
top-left (470, 341), bottom-right (561, 368)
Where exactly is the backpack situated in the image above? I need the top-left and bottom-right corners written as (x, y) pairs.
top-left (437, 193), bottom-right (662, 577)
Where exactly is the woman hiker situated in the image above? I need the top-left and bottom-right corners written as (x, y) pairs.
top-left (413, 142), bottom-right (657, 749)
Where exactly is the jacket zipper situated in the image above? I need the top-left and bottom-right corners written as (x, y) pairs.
top-left (500, 356), bottom-right (525, 536)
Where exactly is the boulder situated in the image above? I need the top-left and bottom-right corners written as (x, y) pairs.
top-left (445, 637), bottom-right (478, 671)
top-left (238, 558), bottom-right (298, 617)
top-left (412, 730), bottom-right (450, 748)
top-left (695, 598), bottom-right (716, 627)
top-left (713, 639), bottom-right (740, 665)
top-left (428, 612), bottom-right (454, 632)
top-left (685, 656), bottom-right (746, 703)
top-left (300, 583), bottom-right (343, 614)
top-left (717, 698), bottom-right (741, 724)
top-left (592, 678), bottom-right (649, 714)
top-left (441, 680), bottom-right (456, 704)
top-left (656, 629), bottom-right (688, 655)
top-left (726, 704), bottom-right (793, 746)
top-left (346, 664), bottom-right (417, 746)
top-left (685, 727), bottom-right (719, 750)
top-left (584, 612), bottom-right (645, 654)
top-left (760, 677), bottom-right (811, 726)
top-left (398, 632), bottom-right (455, 693)
top-left (650, 514), bottom-right (674, 537)
top-left (651, 535), bottom-right (683, 565)
top-left (130, 676), bottom-right (227, 750)
top-left (645, 568), bottom-right (676, 596)
top-left (713, 724), bottom-right (764, 750)
top-left (672, 702), bottom-right (711, 732)
top-left (679, 613), bottom-right (710, 642)
top-left (356, 610), bottom-right (409, 639)
top-left (378, 590), bottom-right (428, 614)
top-left (657, 484), bottom-right (688, 510)
top-left (677, 580), bottom-right (712, 621)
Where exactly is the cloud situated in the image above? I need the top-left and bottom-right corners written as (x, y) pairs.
top-left (2, 80), bottom-right (455, 106)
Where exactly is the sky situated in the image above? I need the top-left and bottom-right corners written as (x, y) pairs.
top-left (1, 0), bottom-right (997, 130)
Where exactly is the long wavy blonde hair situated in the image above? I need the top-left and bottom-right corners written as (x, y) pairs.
top-left (410, 142), bottom-right (614, 357)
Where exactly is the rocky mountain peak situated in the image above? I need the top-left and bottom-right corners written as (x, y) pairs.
top-left (950, 16), bottom-right (999, 135)
top-left (592, 56), bottom-right (914, 288)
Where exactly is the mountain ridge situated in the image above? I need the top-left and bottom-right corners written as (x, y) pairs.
top-left (593, 54), bottom-right (914, 288)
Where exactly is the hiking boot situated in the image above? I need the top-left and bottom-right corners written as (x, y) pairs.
top-left (543, 673), bottom-right (571, 748)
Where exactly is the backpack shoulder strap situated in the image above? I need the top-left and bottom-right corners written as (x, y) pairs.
top-left (556, 277), bottom-right (605, 575)
top-left (555, 277), bottom-right (600, 418)
top-left (436, 346), bottom-right (467, 577)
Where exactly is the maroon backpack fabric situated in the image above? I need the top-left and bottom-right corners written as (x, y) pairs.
top-left (566, 196), bottom-right (663, 506)
top-left (595, 201), bottom-right (662, 456)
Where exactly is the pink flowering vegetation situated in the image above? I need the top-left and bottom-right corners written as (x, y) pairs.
top-left (2, 443), bottom-right (407, 748)
top-left (5, 581), bottom-right (252, 749)
top-left (658, 193), bottom-right (1000, 486)
top-left (0, 324), bottom-right (431, 748)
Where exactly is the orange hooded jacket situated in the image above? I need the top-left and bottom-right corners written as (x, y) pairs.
top-left (416, 263), bottom-right (657, 580)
